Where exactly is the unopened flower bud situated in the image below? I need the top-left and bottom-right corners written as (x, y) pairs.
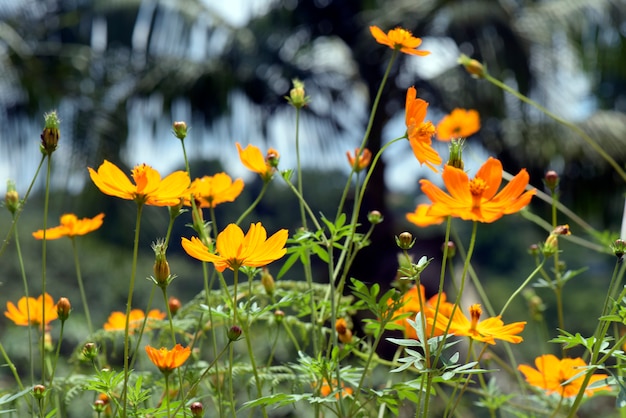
top-left (82, 342), bottom-right (98, 360)
top-left (168, 296), bottom-right (182, 316)
top-left (442, 241), bottom-right (456, 259)
top-left (544, 170), bottom-right (559, 194)
top-left (56, 297), bottom-right (71, 321)
top-left (367, 210), bottom-right (383, 225)
top-left (396, 232), bottom-right (415, 250)
top-left (346, 148), bottom-right (372, 172)
top-left (40, 111), bottom-right (60, 155)
top-left (152, 239), bottom-right (171, 286)
top-left (260, 268), bottom-right (275, 295)
top-left (528, 244), bottom-right (539, 256)
top-left (227, 325), bottom-right (242, 341)
top-left (612, 239), bottom-right (626, 261)
top-left (33, 384), bottom-right (46, 399)
top-left (274, 310), bottom-right (285, 323)
top-left (446, 139), bottom-right (464, 169)
top-left (266, 149), bottom-right (280, 169)
top-left (5, 180), bottom-right (19, 214)
top-left (458, 54), bottom-right (486, 78)
top-left (286, 79), bottom-right (309, 108)
top-left (44, 332), bottom-right (53, 352)
top-left (190, 402), bottom-right (204, 417)
top-left (93, 399), bottom-right (106, 413)
top-left (172, 121), bottom-right (188, 140)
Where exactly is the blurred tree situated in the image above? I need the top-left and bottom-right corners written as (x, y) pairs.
top-left (1, 0), bottom-right (625, 269)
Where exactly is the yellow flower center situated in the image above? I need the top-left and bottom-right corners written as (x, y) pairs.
top-left (60, 214), bottom-right (78, 228)
top-left (469, 177), bottom-right (487, 196)
top-left (469, 304), bottom-right (482, 332)
top-left (132, 164), bottom-right (150, 194)
top-left (389, 28), bottom-right (413, 48)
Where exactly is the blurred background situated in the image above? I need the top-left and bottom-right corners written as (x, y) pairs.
top-left (1, 0), bottom-right (626, 407)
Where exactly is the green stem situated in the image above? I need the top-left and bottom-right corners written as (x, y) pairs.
top-left (499, 260), bottom-right (546, 316)
top-left (294, 106), bottom-right (307, 229)
top-left (235, 181), bottom-right (270, 226)
top-left (70, 238), bottom-right (93, 334)
top-left (40, 154), bottom-right (52, 383)
top-left (336, 50), bottom-right (398, 219)
top-left (121, 203), bottom-right (144, 417)
top-left (485, 73), bottom-right (626, 184)
top-left (13, 222), bottom-right (34, 388)
top-left (164, 373), bottom-right (171, 418)
top-left (0, 155), bottom-right (45, 259)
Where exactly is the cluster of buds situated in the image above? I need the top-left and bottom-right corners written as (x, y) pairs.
top-left (335, 318), bottom-right (353, 344)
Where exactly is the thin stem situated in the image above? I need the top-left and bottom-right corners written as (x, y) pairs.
top-left (485, 73), bottom-right (626, 184)
top-left (121, 203), bottom-right (144, 416)
top-left (294, 106), bottom-right (307, 229)
top-left (13, 222), bottom-right (34, 388)
top-left (235, 181), bottom-right (270, 226)
top-left (0, 155), bottom-right (46, 259)
top-left (40, 154), bottom-right (52, 383)
top-left (499, 260), bottom-right (546, 316)
top-left (70, 238), bottom-right (93, 334)
top-left (336, 50), bottom-right (398, 219)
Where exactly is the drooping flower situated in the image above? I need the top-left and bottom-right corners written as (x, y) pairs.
top-left (236, 143), bottom-right (279, 182)
top-left (405, 87), bottom-right (442, 172)
top-left (518, 354), bottom-right (609, 398)
top-left (145, 344), bottom-right (191, 374)
top-left (32, 213), bottom-right (105, 240)
top-left (182, 222), bottom-right (288, 272)
top-left (346, 148), bottom-right (372, 172)
top-left (369, 26), bottom-right (430, 56)
top-left (185, 173), bottom-right (244, 208)
top-left (406, 203), bottom-right (446, 228)
top-left (428, 303), bottom-right (525, 345)
top-left (103, 309), bottom-right (166, 332)
top-left (420, 157), bottom-right (536, 223)
top-left (5, 293), bottom-right (58, 328)
top-left (391, 285), bottom-right (453, 340)
top-left (88, 160), bottom-right (190, 206)
top-left (436, 109), bottom-right (481, 141)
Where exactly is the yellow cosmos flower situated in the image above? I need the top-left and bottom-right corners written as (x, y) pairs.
top-left (236, 143), bottom-right (279, 182)
top-left (145, 344), bottom-right (191, 374)
top-left (103, 308), bottom-right (166, 332)
top-left (436, 108), bottom-right (481, 141)
top-left (518, 354), bottom-right (609, 398)
top-left (428, 303), bottom-right (525, 345)
top-left (405, 87), bottom-right (442, 171)
top-left (88, 160), bottom-right (190, 206)
top-left (32, 213), bottom-right (104, 240)
top-left (186, 173), bottom-right (244, 208)
top-left (5, 293), bottom-right (58, 328)
top-left (420, 157), bottom-right (535, 223)
top-left (406, 204), bottom-right (446, 227)
top-left (369, 26), bottom-right (430, 56)
top-left (181, 222), bottom-right (288, 272)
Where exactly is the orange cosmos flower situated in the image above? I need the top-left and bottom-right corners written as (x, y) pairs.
top-left (185, 173), bottom-right (244, 208)
top-left (346, 148), bottom-right (372, 172)
top-left (405, 87), bottom-right (442, 172)
top-left (32, 213), bottom-right (104, 240)
top-left (103, 309), bottom-right (166, 332)
top-left (318, 379), bottom-right (353, 399)
top-left (518, 354), bottom-right (609, 398)
top-left (406, 203), bottom-right (446, 227)
top-left (369, 26), bottom-right (430, 56)
top-left (436, 108), bottom-right (481, 141)
top-left (236, 143), bottom-right (279, 182)
top-left (428, 303), bottom-right (525, 345)
top-left (420, 157), bottom-right (535, 223)
top-left (145, 344), bottom-right (191, 374)
top-left (5, 293), bottom-right (58, 327)
top-left (391, 285), bottom-right (453, 340)
top-left (181, 222), bottom-right (288, 272)
top-left (88, 160), bottom-right (190, 206)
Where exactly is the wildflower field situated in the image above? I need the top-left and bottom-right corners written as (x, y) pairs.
top-left (1, 25), bottom-right (626, 418)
